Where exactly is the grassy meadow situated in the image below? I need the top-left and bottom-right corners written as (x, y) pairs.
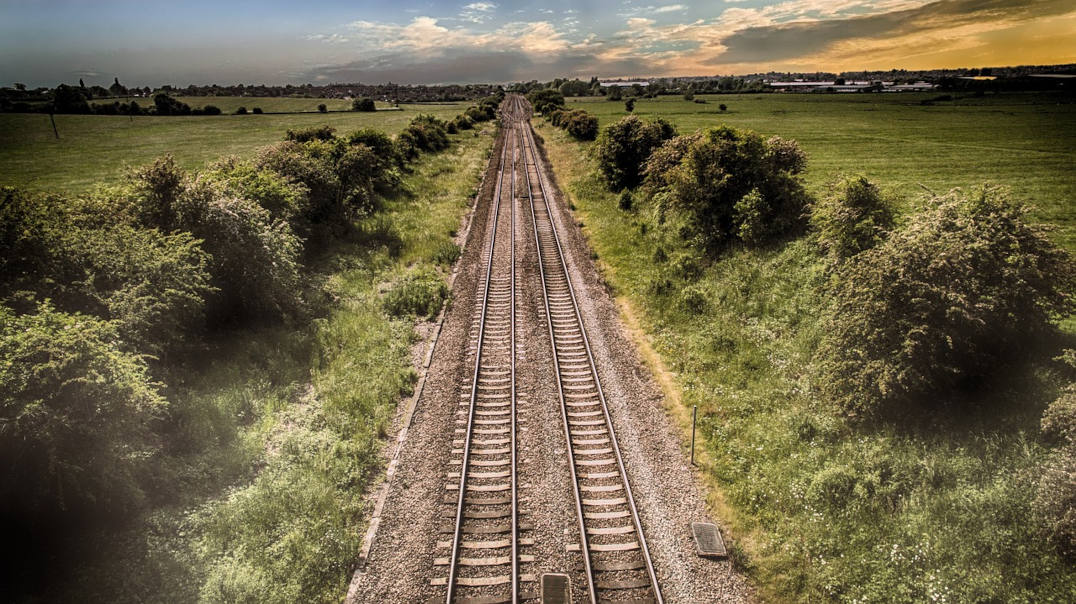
top-left (0, 100), bottom-right (467, 193)
top-left (537, 91), bottom-right (1076, 602)
top-left (568, 92), bottom-right (1076, 248)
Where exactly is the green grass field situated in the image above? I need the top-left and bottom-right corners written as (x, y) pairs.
top-left (537, 91), bottom-right (1076, 602)
top-left (0, 100), bottom-right (469, 193)
top-left (568, 92), bottom-right (1076, 247)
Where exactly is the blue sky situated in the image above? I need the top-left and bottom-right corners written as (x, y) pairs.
top-left (2, 1), bottom-right (1074, 86)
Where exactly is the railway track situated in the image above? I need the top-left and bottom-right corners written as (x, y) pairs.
top-left (435, 95), bottom-right (661, 603)
top-left (518, 107), bottom-right (663, 604)
top-left (435, 96), bottom-right (533, 604)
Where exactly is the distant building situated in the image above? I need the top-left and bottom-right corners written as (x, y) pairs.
top-left (599, 81), bottom-right (650, 87)
top-left (768, 79), bottom-right (933, 92)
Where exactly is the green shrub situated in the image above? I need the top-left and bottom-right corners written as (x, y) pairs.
top-left (0, 302), bottom-right (166, 522)
top-left (382, 266), bottom-right (448, 319)
top-left (812, 176), bottom-right (896, 258)
top-left (565, 111), bottom-right (598, 141)
top-left (526, 88), bottom-right (565, 114)
top-left (129, 158), bottom-right (303, 321)
top-left (645, 126), bottom-right (809, 249)
top-left (1035, 444), bottom-right (1076, 558)
top-left (678, 284), bottom-right (709, 313)
top-left (595, 115), bottom-right (677, 191)
top-left (205, 157), bottom-right (311, 227)
top-left (817, 187), bottom-right (1076, 418)
top-left (0, 187), bottom-right (214, 355)
top-left (618, 190), bottom-right (633, 211)
top-left (285, 125), bottom-right (335, 143)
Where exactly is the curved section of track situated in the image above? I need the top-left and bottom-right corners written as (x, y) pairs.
top-left (518, 105), bottom-right (663, 604)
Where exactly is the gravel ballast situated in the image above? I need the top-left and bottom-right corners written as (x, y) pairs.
top-left (347, 112), bottom-right (752, 603)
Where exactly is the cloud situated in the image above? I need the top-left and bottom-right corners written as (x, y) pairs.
top-left (300, 0), bottom-right (1076, 84)
top-left (461, 2), bottom-right (498, 23)
top-left (711, 0), bottom-right (1076, 64)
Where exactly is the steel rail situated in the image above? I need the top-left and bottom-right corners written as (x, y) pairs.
top-left (508, 114), bottom-right (519, 604)
top-left (446, 111), bottom-right (515, 603)
top-left (518, 110), bottom-right (664, 604)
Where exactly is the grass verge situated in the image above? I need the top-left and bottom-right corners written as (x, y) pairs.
top-left (536, 119), bottom-right (1076, 603)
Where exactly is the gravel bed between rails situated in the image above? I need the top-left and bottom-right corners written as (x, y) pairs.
top-left (348, 115), bottom-right (754, 603)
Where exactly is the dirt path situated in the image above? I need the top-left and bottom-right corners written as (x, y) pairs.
top-left (346, 104), bottom-right (752, 603)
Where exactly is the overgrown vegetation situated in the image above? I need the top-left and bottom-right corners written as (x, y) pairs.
top-left (818, 187), bottom-right (1076, 419)
top-left (546, 107), bottom-right (599, 141)
top-left (643, 126), bottom-right (809, 248)
top-left (537, 102), bottom-right (1076, 600)
top-left (1, 105), bottom-right (491, 602)
top-left (595, 115), bottom-right (676, 191)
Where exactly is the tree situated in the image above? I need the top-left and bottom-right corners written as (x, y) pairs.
top-left (0, 302), bottom-right (166, 524)
top-left (719, 103), bottom-right (728, 112)
top-left (644, 126), bottom-right (808, 248)
top-left (594, 115), bottom-right (676, 191)
top-left (51, 84), bottom-right (90, 113)
top-left (607, 86), bottom-right (623, 101)
top-left (624, 98), bottom-right (635, 113)
top-left (526, 88), bottom-right (565, 114)
top-left (317, 103), bottom-right (328, 113)
top-left (252, 107), bottom-right (263, 114)
top-left (235, 106), bottom-right (248, 115)
top-left (109, 76), bottom-right (127, 97)
top-left (352, 98), bottom-right (376, 112)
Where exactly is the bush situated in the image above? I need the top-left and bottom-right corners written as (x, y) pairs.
top-left (397, 115), bottom-right (450, 160)
top-left (618, 190), bottom-right (633, 211)
top-left (382, 266), bottom-right (448, 319)
top-left (625, 98), bottom-right (635, 113)
top-left (453, 114), bottom-right (475, 131)
top-left (317, 103), bottom-right (327, 113)
top-left (203, 105), bottom-right (222, 116)
top-left (285, 125), bottom-right (336, 143)
top-left (204, 157), bottom-right (311, 227)
top-left (252, 107), bottom-right (263, 114)
top-left (0, 302), bottom-right (166, 523)
top-left (719, 103), bottom-right (728, 112)
top-left (817, 187), bottom-right (1076, 418)
top-left (129, 157), bottom-right (303, 321)
top-left (0, 187), bottom-right (215, 356)
top-left (352, 98), bottom-right (376, 112)
top-left (565, 111), bottom-right (599, 141)
top-left (1035, 444), bottom-right (1076, 558)
top-left (644, 126), bottom-right (808, 248)
top-left (153, 93), bottom-right (191, 116)
top-left (595, 115), bottom-right (676, 191)
top-left (812, 176), bottom-right (896, 259)
top-left (235, 107), bottom-right (248, 115)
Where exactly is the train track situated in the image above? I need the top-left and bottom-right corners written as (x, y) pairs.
top-left (435, 96), bottom-right (532, 604)
top-left (517, 106), bottom-right (663, 604)
top-left (436, 94), bottom-right (661, 603)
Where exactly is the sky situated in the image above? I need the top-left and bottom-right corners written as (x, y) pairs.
top-left (2, 0), bottom-right (1075, 87)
